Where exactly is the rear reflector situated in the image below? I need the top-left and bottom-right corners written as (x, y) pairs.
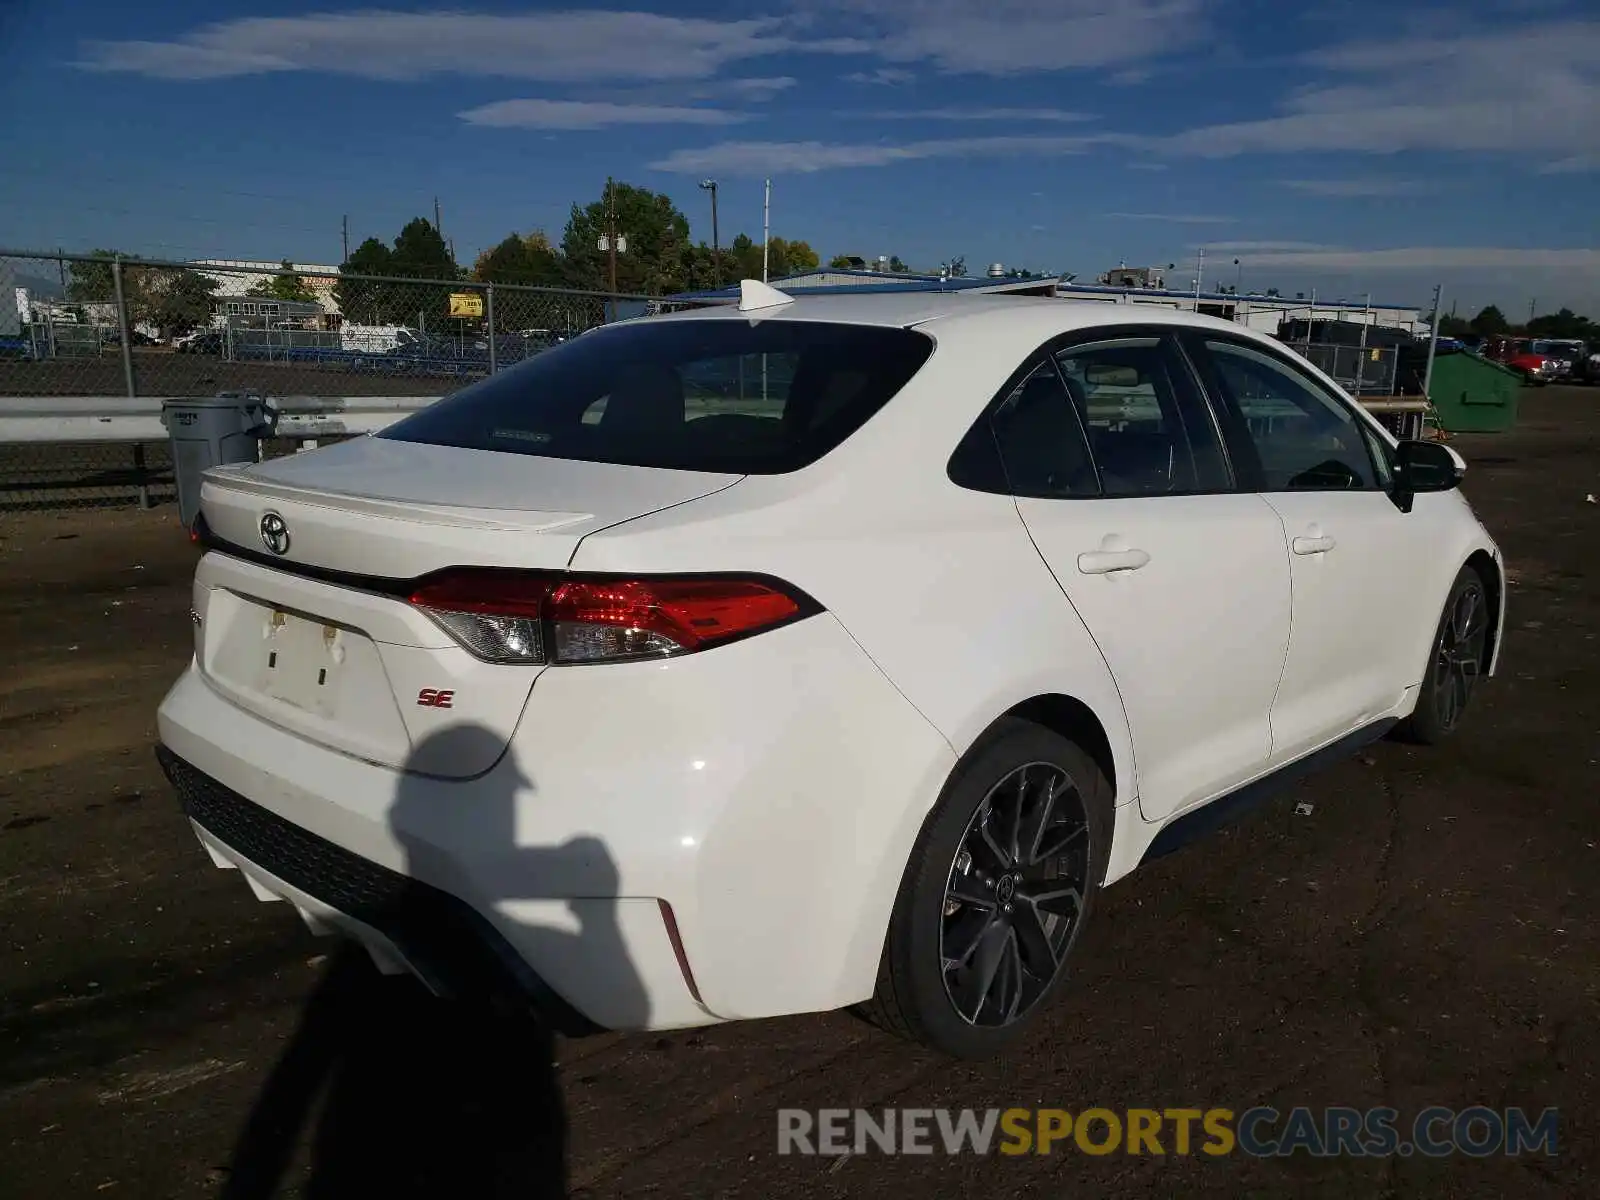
top-left (408, 569), bottom-right (817, 665)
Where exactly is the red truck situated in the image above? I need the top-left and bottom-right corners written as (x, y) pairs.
top-left (1485, 336), bottom-right (1556, 385)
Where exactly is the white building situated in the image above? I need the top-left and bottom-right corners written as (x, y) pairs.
top-left (1053, 282), bottom-right (1427, 336)
top-left (187, 259), bottom-right (343, 316)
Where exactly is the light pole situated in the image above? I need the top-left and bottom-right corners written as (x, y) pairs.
top-left (698, 179), bottom-right (720, 282)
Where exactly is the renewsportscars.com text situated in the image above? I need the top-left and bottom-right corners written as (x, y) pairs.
top-left (777, 1106), bottom-right (1559, 1158)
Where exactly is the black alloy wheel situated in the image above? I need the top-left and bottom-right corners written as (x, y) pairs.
top-left (859, 718), bottom-right (1111, 1058)
top-left (940, 763), bottom-right (1089, 1027)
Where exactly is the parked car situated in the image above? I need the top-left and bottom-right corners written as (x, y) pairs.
top-left (1486, 336), bottom-right (1556, 385)
top-left (1576, 345), bottom-right (1600, 385)
top-left (175, 329), bottom-right (225, 355)
top-left (1529, 338), bottom-right (1585, 379)
top-left (156, 285), bottom-right (1505, 1058)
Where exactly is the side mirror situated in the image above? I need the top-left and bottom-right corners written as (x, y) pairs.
top-left (1391, 439), bottom-right (1465, 512)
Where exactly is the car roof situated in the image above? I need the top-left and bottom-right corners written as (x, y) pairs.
top-left (646, 289), bottom-right (1255, 341)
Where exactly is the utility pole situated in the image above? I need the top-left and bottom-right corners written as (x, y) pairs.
top-left (1529, 296), bottom-right (1537, 325)
top-left (1194, 245), bottom-right (1205, 301)
top-left (699, 179), bottom-right (720, 282)
top-left (762, 178), bottom-right (771, 282)
top-left (341, 215), bottom-right (348, 263)
top-left (607, 176), bottom-right (618, 293)
top-left (434, 197), bottom-right (443, 240)
top-left (1423, 283), bottom-right (1443, 401)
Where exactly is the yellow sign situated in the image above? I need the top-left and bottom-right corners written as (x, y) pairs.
top-left (449, 292), bottom-right (484, 318)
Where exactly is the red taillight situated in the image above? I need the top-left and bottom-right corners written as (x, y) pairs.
top-left (407, 570), bottom-right (815, 665)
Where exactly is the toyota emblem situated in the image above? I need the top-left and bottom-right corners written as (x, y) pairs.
top-left (259, 511), bottom-right (290, 555)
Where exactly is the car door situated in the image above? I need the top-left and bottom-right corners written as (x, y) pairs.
top-left (989, 330), bottom-right (1293, 824)
top-left (1183, 332), bottom-right (1441, 764)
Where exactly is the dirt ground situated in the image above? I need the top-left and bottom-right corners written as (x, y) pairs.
top-left (2, 388), bottom-right (1597, 1198)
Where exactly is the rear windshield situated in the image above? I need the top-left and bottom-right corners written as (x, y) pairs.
top-left (379, 317), bottom-right (936, 474)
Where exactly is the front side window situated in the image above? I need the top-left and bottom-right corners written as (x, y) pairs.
top-left (381, 319), bottom-right (934, 474)
top-left (1202, 339), bottom-right (1378, 491)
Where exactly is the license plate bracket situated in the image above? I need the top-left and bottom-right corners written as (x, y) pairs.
top-left (256, 609), bottom-right (347, 716)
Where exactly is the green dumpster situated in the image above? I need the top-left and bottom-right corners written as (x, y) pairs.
top-left (1427, 349), bottom-right (1520, 433)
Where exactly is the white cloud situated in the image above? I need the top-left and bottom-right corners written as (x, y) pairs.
top-left (1278, 178), bottom-right (1428, 196)
top-left (76, 10), bottom-right (811, 82)
top-left (650, 134), bottom-right (1096, 174)
top-left (559, 75), bottom-right (797, 108)
top-left (1539, 153), bottom-right (1600, 174)
top-left (1107, 212), bottom-right (1237, 223)
top-left (1127, 160), bottom-right (1168, 170)
top-left (714, 76), bottom-right (799, 101)
top-left (1109, 67), bottom-right (1155, 85)
top-left (845, 107), bottom-right (1095, 122)
top-left (1151, 19), bottom-right (1600, 161)
top-left (815, 0), bottom-right (1210, 74)
top-left (76, 3), bottom-right (1215, 90)
top-left (1219, 246), bottom-right (1600, 271)
top-left (1199, 240), bottom-right (1338, 252)
top-left (459, 100), bottom-right (751, 129)
top-left (844, 67), bottom-right (915, 85)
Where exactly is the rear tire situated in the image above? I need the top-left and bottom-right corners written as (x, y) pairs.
top-left (1398, 565), bottom-right (1490, 745)
top-left (857, 718), bottom-right (1112, 1059)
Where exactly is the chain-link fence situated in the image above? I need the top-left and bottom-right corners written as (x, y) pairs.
top-left (1296, 343), bottom-right (1400, 397)
top-left (1, 249), bottom-right (695, 509)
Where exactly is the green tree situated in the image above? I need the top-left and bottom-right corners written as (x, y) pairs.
top-left (63, 251), bottom-right (215, 335)
top-left (726, 232), bottom-right (763, 281)
top-left (1469, 304), bottom-right (1509, 337)
top-left (140, 267), bottom-right (215, 335)
top-left (391, 217), bottom-right (459, 279)
top-left (473, 232), bottom-right (564, 286)
top-left (333, 237), bottom-right (396, 323)
top-left (829, 253), bottom-right (857, 269)
top-left (247, 259), bottom-right (317, 303)
top-left (676, 243), bottom-right (729, 292)
top-left (774, 238), bottom-right (819, 275)
top-left (716, 235), bottom-right (820, 283)
top-left (333, 221), bottom-right (459, 326)
top-left (66, 250), bottom-right (129, 303)
top-left (1525, 307), bottom-right (1594, 339)
top-left (473, 232), bottom-right (569, 330)
top-left (1438, 313), bottom-right (1472, 338)
top-left (888, 255), bottom-right (909, 273)
top-left (562, 182), bottom-right (693, 294)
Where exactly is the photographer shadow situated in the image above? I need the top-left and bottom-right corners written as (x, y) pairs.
top-left (216, 724), bottom-right (648, 1199)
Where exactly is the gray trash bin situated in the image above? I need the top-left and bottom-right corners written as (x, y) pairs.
top-left (162, 391), bottom-right (277, 529)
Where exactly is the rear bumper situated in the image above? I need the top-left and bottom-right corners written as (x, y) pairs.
top-left (157, 745), bottom-right (602, 1036)
top-left (155, 611), bottom-right (957, 1031)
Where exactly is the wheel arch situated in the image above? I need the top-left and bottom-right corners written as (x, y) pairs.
top-left (994, 693), bottom-right (1118, 808)
top-left (1464, 547), bottom-right (1505, 675)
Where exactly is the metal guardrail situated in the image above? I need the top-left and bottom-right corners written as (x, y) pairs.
top-left (0, 394), bottom-right (443, 511)
top-left (0, 394), bottom-right (438, 444)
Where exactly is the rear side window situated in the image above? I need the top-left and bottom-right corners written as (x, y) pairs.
top-left (1054, 338), bottom-right (1231, 496)
top-left (990, 362), bottom-right (1099, 498)
top-left (380, 319), bottom-right (935, 474)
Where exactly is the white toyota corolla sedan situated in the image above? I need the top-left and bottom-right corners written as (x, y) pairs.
top-left (156, 282), bottom-right (1504, 1058)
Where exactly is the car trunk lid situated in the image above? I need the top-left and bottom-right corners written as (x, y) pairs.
top-left (190, 437), bottom-right (742, 777)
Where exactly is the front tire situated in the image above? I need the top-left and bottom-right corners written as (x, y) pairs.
top-left (1399, 565), bottom-right (1490, 744)
top-left (858, 719), bottom-right (1112, 1059)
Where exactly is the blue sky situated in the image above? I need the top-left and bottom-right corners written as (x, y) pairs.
top-left (2, 0), bottom-right (1597, 313)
